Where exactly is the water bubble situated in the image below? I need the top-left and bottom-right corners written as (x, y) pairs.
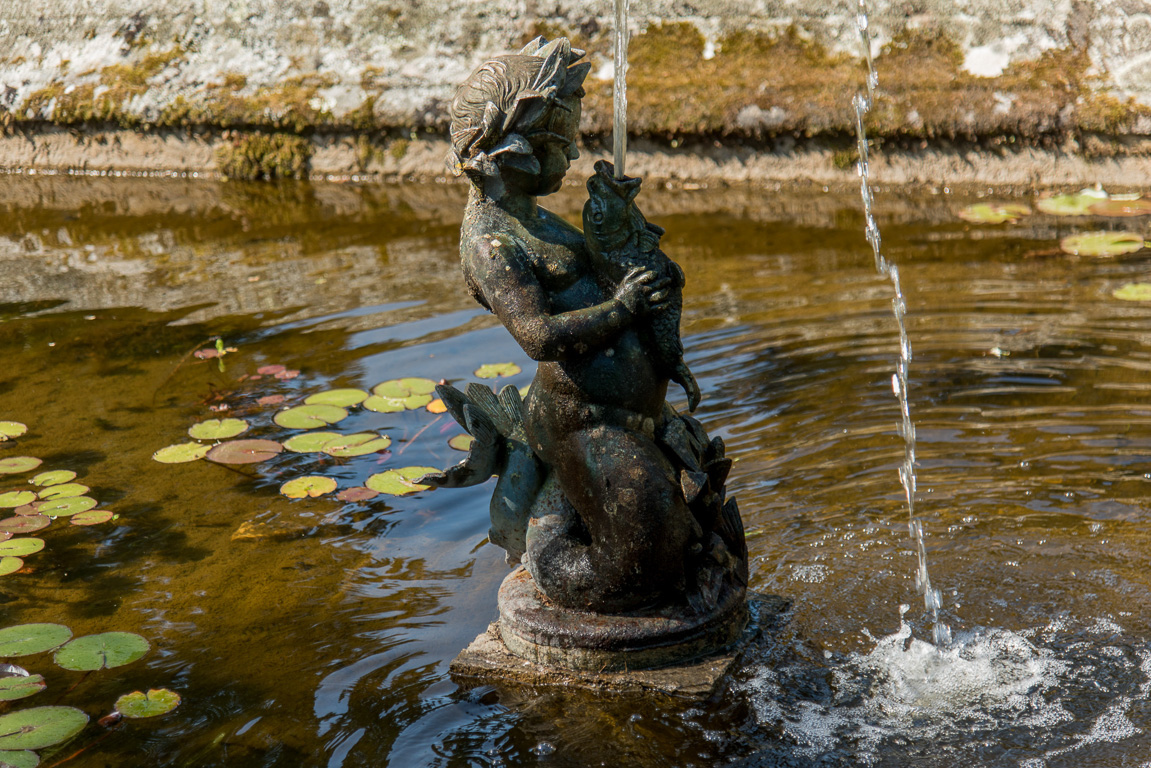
top-left (531, 742), bottom-right (556, 756)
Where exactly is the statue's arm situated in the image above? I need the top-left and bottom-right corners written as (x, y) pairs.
top-left (467, 238), bottom-right (638, 362)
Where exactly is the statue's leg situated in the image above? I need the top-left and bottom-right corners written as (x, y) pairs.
top-left (526, 423), bottom-right (693, 612)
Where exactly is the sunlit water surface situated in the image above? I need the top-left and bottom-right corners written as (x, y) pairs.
top-left (3, 175), bottom-right (1151, 767)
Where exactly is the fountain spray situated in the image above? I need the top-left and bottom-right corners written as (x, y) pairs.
top-left (613, 0), bottom-right (629, 178)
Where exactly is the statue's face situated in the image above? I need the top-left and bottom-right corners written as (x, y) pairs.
top-left (530, 96), bottom-right (581, 196)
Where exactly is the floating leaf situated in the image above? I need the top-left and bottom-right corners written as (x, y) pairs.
top-left (188, 418), bottom-right (249, 441)
top-left (957, 203), bottom-right (1030, 224)
top-left (0, 540), bottom-right (43, 558)
top-left (1089, 198), bottom-right (1151, 217)
top-left (0, 674), bottom-right (45, 702)
top-left (257, 394), bottom-right (286, 406)
top-left (115, 688), bottom-right (181, 719)
top-left (304, 389), bottom-right (368, 408)
top-left (273, 404), bottom-right (348, 429)
top-left (282, 432), bottom-right (341, 453)
top-left (11, 506), bottom-right (36, 517)
top-left (152, 443), bottom-right (211, 464)
top-left (519, 385), bottom-right (530, 398)
top-left (448, 434), bottom-right (475, 452)
top-left (29, 471), bottom-right (75, 487)
top-left (0, 459), bottom-right (41, 475)
top-left (0, 624), bottom-right (71, 659)
top-left (322, 433), bottom-right (392, 457)
top-left (362, 395), bottom-right (405, 413)
top-left (256, 364), bottom-right (285, 375)
top-left (336, 487), bottom-right (379, 502)
top-left (0, 424), bottom-right (26, 442)
top-left (1060, 231), bottom-right (1147, 257)
top-left (35, 497), bottom-right (96, 518)
top-left (279, 476), bottom-right (337, 499)
top-left (206, 439), bottom-right (283, 465)
top-left (426, 399), bottom-right (448, 414)
top-left (367, 379), bottom-right (436, 411)
top-left (0, 560), bottom-right (21, 577)
top-left (0, 493), bottom-right (35, 509)
top-left (0, 517), bottom-right (48, 535)
top-left (275, 369), bottom-right (300, 380)
top-left (474, 363), bottom-right (521, 379)
top-left (0, 750), bottom-right (40, 768)
top-left (35, 483), bottom-right (88, 501)
top-left (1114, 283), bottom-right (1151, 301)
top-left (53, 632), bottom-right (149, 672)
top-left (70, 509), bottom-right (114, 527)
top-left (365, 467), bottom-right (439, 496)
top-left (1036, 189), bottom-right (1108, 216)
top-left (0, 706), bottom-right (88, 750)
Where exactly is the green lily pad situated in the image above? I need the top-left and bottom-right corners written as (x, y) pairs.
top-left (0, 517), bottom-right (48, 535)
top-left (366, 379), bottom-right (436, 412)
top-left (1036, 189), bottom-right (1109, 215)
top-left (282, 432), bottom-right (342, 453)
top-left (1060, 231), bottom-right (1147, 257)
top-left (70, 509), bottom-right (114, 526)
top-left (273, 404), bottom-right (348, 429)
top-left (29, 470), bottom-right (75, 487)
top-left (1088, 198), bottom-right (1151, 217)
top-left (0, 674), bottom-right (45, 702)
top-left (361, 395), bottom-right (406, 413)
top-left (35, 483), bottom-right (88, 501)
top-left (0, 559), bottom-right (21, 577)
top-left (336, 487), bottom-right (379, 502)
top-left (279, 476), bottom-right (338, 499)
top-left (0, 706), bottom-right (88, 750)
top-left (957, 203), bottom-right (1030, 224)
top-left (365, 467), bottom-right (439, 496)
top-left (152, 442), bottom-right (212, 464)
top-left (188, 418), bottom-right (249, 441)
top-left (53, 632), bottom-right (149, 672)
top-left (205, 439), bottom-right (283, 465)
top-left (0, 493), bottom-right (35, 509)
top-left (448, 434), bottom-right (475, 452)
top-left (0, 459), bottom-right (41, 475)
top-left (304, 389), bottom-right (369, 408)
top-left (0, 750), bottom-right (40, 768)
top-left (1114, 283), bottom-right (1151, 301)
top-left (0, 424), bottom-right (27, 442)
top-left (0, 624), bottom-right (71, 657)
top-left (321, 434), bottom-right (392, 457)
top-left (474, 363), bottom-right (522, 379)
top-left (115, 688), bottom-right (181, 719)
top-left (35, 496), bottom-right (96, 518)
top-left (0, 540), bottom-right (43, 558)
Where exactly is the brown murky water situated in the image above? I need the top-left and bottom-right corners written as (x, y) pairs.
top-left (2, 174), bottom-right (1151, 767)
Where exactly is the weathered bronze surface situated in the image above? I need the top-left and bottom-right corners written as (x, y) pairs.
top-left (422, 36), bottom-right (749, 670)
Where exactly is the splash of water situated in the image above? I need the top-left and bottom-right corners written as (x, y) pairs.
top-left (853, 0), bottom-right (951, 647)
top-left (613, 0), bottom-right (629, 178)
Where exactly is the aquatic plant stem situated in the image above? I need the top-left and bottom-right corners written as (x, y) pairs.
top-left (613, 0), bottom-right (629, 178)
top-left (42, 721), bottom-right (122, 768)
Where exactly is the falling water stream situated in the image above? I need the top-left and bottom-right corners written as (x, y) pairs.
top-left (613, 0), bottom-right (629, 177)
top-left (853, 0), bottom-right (951, 647)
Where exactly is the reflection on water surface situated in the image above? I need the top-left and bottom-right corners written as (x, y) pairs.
top-left (2, 175), bottom-right (1151, 767)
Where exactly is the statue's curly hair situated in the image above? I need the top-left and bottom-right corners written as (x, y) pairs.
top-left (448, 37), bottom-right (591, 180)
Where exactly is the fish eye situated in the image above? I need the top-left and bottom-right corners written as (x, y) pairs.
top-left (593, 211), bottom-right (604, 223)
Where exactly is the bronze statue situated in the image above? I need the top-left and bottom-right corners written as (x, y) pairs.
top-left (423, 37), bottom-right (747, 669)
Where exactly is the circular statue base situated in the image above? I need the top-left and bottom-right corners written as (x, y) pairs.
top-left (497, 567), bottom-right (748, 672)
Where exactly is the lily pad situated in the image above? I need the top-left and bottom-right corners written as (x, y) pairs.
top-left (0, 424), bottom-right (27, 442)
top-left (257, 394), bottom-right (286, 406)
top-left (322, 433), bottom-right (392, 457)
top-left (1036, 189), bottom-right (1109, 216)
top-left (70, 509), bottom-right (114, 526)
top-left (1089, 198), bottom-right (1151, 217)
top-left (35, 483), bottom-right (88, 501)
top-left (0, 559), bottom-right (21, 577)
top-left (957, 203), bottom-right (1030, 224)
top-left (1114, 283), bottom-right (1151, 301)
top-left (0, 459), bottom-right (40, 475)
top-left (152, 442), bottom-right (211, 464)
top-left (273, 404), bottom-right (348, 429)
top-left (29, 470), bottom-right (75, 487)
top-left (283, 432), bottom-right (341, 453)
top-left (0, 517), bottom-right (48, 535)
top-left (426, 399), bottom-right (448, 414)
top-left (257, 364), bottom-right (285, 375)
top-left (1060, 231), bottom-right (1147, 257)
top-left (35, 496), bottom-right (96, 518)
top-left (361, 395), bottom-right (406, 413)
top-left (448, 434), bottom-right (475, 452)
top-left (474, 363), bottom-right (522, 379)
top-left (0, 750), bottom-right (39, 768)
top-left (0, 540), bottom-right (43, 558)
top-left (0, 624), bottom-right (71, 657)
top-left (53, 632), bottom-right (149, 672)
top-left (188, 418), bottom-right (249, 441)
top-left (0, 674), bottom-right (45, 702)
top-left (304, 389), bottom-right (369, 408)
top-left (366, 379), bottom-right (436, 411)
top-left (365, 467), bottom-right (439, 497)
top-left (336, 487), bottom-right (379, 502)
top-left (206, 439), bottom-right (283, 465)
top-left (0, 706), bottom-right (88, 750)
top-left (279, 476), bottom-right (337, 499)
top-left (0, 493), bottom-right (35, 509)
top-left (115, 688), bottom-right (181, 719)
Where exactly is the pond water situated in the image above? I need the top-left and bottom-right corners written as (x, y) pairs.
top-left (2, 174), bottom-right (1151, 767)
